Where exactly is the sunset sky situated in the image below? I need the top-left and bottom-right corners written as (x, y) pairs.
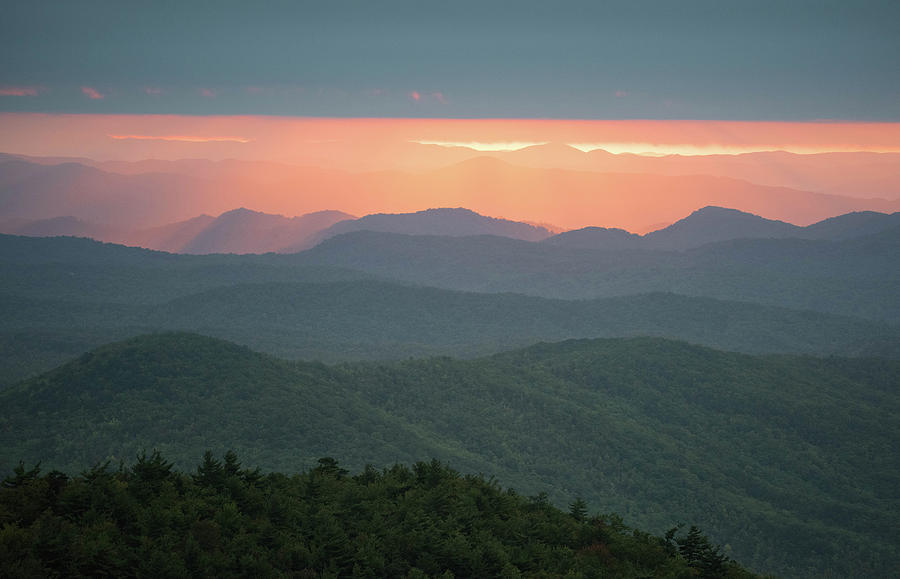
top-left (2, 115), bottom-right (900, 163)
top-left (0, 1), bottom-right (898, 229)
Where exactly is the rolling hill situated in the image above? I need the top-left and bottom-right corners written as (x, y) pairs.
top-left (293, 224), bottom-right (900, 322)
top-left (1, 224), bottom-right (896, 387)
top-left (3, 278), bottom-right (897, 388)
top-left (2, 332), bottom-right (897, 577)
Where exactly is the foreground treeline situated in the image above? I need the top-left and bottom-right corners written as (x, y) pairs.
top-left (0, 452), bottom-right (757, 578)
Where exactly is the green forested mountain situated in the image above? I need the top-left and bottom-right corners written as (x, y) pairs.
top-left (2, 333), bottom-right (897, 577)
top-left (291, 226), bottom-right (900, 322)
top-left (4, 227), bottom-right (899, 325)
top-left (0, 452), bottom-right (756, 579)
top-left (0, 233), bottom-right (373, 305)
top-left (3, 232), bottom-right (897, 389)
top-left (2, 279), bottom-right (898, 388)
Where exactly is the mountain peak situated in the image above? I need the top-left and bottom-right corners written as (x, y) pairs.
top-left (309, 206), bottom-right (553, 245)
top-left (218, 207), bottom-right (283, 219)
top-left (691, 205), bottom-right (749, 216)
top-left (543, 226), bottom-right (642, 250)
top-left (644, 206), bottom-right (799, 250)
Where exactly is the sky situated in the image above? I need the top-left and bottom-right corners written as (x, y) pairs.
top-left (0, 0), bottom-right (897, 231)
top-left (2, 115), bottom-right (900, 163)
top-left (1, 0), bottom-right (898, 120)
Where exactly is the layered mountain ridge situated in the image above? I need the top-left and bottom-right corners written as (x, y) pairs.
top-left (2, 152), bottom-right (898, 236)
top-left (4, 202), bottom-right (899, 255)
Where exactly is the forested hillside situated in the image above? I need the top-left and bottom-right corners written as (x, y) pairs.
top-left (2, 233), bottom-right (898, 388)
top-left (2, 333), bottom-right (897, 577)
top-left (3, 279), bottom-right (898, 388)
top-left (0, 452), bottom-right (756, 578)
top-left (294, 226), bottom-right (900, 322)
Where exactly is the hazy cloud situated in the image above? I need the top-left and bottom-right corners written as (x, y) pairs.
top-left (0, 86), bottom-right (39, 96)
top-left (413, 140), bottom-right (546, 151)
top-left (81, 86), bottom-right (104, 100)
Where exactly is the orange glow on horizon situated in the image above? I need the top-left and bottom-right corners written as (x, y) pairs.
top-left (108, 134), bottom-right (252, 143)
top-left (1, 114), bottom-right (898, 162)
top-left (1, 113), bottom-right (898, 232)
top-left (568, 142), bottom-right (900, 156)
top-left (413, 140), bottom-right (548, 151)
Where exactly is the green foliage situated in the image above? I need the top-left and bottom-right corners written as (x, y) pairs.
top-left (0, 452), bottom-right (759, 578)
top-left (569, 498), bottom-right (588, 522)
top-left (1, 333), bottom-right (897, 576)
top-left (671, 525), bottom-right (730, 578)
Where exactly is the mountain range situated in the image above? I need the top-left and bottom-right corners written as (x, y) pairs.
top-left (291, 220), bottom-right (900, 322)
top-left (5, 145), bottom-right (900, 199)
top-left (2, 153), bottom-right (898, 233)
top-left (547, 205), bottom-right (900, 250)
top-left (1, 218), bottom-right (897, 389)
top-left (3, 197), bottom-right (899, 256)
top-left (0, 207), bottom-right (554, 253)
top-left (3, 277), bottom-right (896, 388)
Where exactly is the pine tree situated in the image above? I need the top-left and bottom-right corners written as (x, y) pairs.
top-left (193, 450), bottom-right (225, 489)
top-left (568, 497), bottom-right (588, 522)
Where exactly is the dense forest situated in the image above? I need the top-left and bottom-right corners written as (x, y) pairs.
top-left (0, 451), bottom-right (758, 578)
top-left (2, 333), bottom-right (897, 577)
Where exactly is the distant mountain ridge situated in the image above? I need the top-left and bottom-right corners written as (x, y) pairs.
top-left (3, 278), bottom-right (895, 388)
top-left (299, 207), bottom-right (554, 250)
top-left (294, 223), bottom-right (900, 322)
top-left (178, 208), bottom-right (353, 254)
top-left (0, 208), bottom-right (356, 254)
top-left (7, 145), bottom-right (898, 198)
top-left (0, 206), bottom-right (553, 254)
top-left (3, 154), bottom-right (898, 234)
top-left (546, 206), bottom-right (900, 250)
top-left (4, 202), bottom-right (899, 255)
top-left (0, 215), bottom-right (129, 242)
